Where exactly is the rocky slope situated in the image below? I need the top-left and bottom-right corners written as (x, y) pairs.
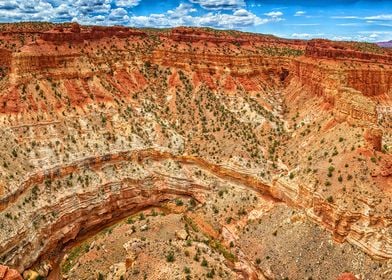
top-left (0, 23), bottom-right (391, 279)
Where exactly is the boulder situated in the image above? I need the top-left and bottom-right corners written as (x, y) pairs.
top-left (364, 128), bottom-right (383, 151)
top-left (0, 265), bottom-right (23, 280)
top-left (175, 229), bottom-right (188, 240)
top-left (22, 270), bottom-right (39, 280)
top-left (336, 272), bottom-right (358, 280)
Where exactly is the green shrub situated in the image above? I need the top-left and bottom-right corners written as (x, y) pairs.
top-left (338, 175), bottom-right (343, 182)
top-left (166, 251), bottom-right (175, 262)
top-left (175, 199), bottom-right (184, 206)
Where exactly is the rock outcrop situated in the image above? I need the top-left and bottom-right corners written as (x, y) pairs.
top-left (0, 265), bottom-right (22, 280)
top-left (364, 128), bottom-right (383, 151)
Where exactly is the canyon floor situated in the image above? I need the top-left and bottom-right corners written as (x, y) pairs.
top-left (0, 23), bottom-right (391, 280)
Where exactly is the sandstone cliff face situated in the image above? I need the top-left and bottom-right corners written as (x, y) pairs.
top-left (306, 39), bottom-right (392, 64)
top-left (302, 39), bottom-right (392, 99)
top-left (0, 265), bottom-right (22, 280)
top-left (0, 24), bottom-right (391, 277)
top-left (0, 49), bottom-right (12, 68)
top-left (11, 52), bottom-right (81, 76)
top-left (345, 68), bottom-right (392, 98)
top-left (40, 26), bottom-right (146, 43)
top-left (291, 59), bottom-right (341, 98)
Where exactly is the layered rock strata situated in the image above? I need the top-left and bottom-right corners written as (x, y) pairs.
top-left (0, 24), bottom-right (390, 275)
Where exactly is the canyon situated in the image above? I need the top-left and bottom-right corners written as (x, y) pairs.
top-left (0, 22), bottom-right (391, 279)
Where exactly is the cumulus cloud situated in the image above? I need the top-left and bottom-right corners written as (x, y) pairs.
top-left (0, 1), bottom-right (19, 10)
top-left (127, 4), bottom-right (278, 29)
top-left (0, 0), bottom-right (59, 22)
top-left (189, 0), bottom-right (245, 10)
top-left (0, 0), bottom-right (283, 29)
top-left (0, 0), bottom-right (135, 24)
top-left (167, 3), bottom-right (197, 19)
top-left (114, 0), bottom-right (141, 7)
top-left (74, 0), bottom-right (111, 15)
top-left (108, 8), bottom-right (129, 22)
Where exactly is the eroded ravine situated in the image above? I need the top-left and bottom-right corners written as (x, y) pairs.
top-left (1, 147), bottom-right (392, 275)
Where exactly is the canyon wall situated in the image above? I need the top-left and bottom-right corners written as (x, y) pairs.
top-left (2, 147), bottom-right (392, 272)
top-left (345, 68), bottom-right (392, 97)
top-left (306, 39), bottom-right (392, 64)
top-left (0, 49), bottom-right (12, 68)
top-left (0, 24), bottom-right (391, 276)
top-left (40, 26), bottom-right (146, 43)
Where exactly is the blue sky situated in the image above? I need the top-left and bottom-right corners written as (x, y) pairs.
top-left (0, 0), bottom-right (391, 42)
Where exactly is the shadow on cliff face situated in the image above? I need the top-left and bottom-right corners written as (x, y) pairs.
top-left (280, 68), bottom-right (290, 82)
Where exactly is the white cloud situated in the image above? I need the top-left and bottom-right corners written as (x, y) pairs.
top-left (0, 0), bottom-right (285, 29)
top-left (291, 33), bottom-right (324, 39)
top-left (0, 0), bottom-right (266, 28)
top-left (0, 0), bottom-right (135, 25)
top-left (167, 3), bottom-right (197, 18)
top-left (74, 0), bottom-right (111, 15)
top-left (294, 11), bottom-right (306, 16)
top-left (189, 0), bottom-right (245, 10)
top-left (114, 0), bottom-right (141, 7)
top-left (288, 30), bottom-right (391, 42)
top-left (332, 14), bottom-right (392, 21)
top-left (127, 4), bottom-right (278, 29)
top-left (108, 8), bottom-right (129, 22)
top-left (337, 23), bottom-right (361, 26)
top-left (0, 0), bottom-right (284, 34)
top-left (0, 0), bottom-right (61, 22)
top-left (331, 16), bottom-right (360, 19)
top-left (288, 23), bottom-right (319, 26)
top-left (291, 33), bottom-right (311, 38)
top-left (331, 35), bottom-right (353, 41)
top-left (264, 11), bottom-right (283, 18)
top-left (365, 14), bottom-right (392, 20)
top-left (357, 30), bottom-right (392, 41)
top-left (0, 1), bottom-right (19, 10)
